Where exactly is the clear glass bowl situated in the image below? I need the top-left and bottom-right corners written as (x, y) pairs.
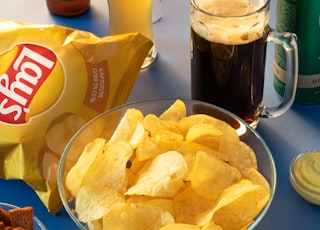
top-left (0, 202), bottom-right (46, 230)
top-left (58, 99), bottom-right (276, 230)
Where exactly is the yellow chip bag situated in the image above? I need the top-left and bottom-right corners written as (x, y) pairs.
top-left (0, 19), bottom-right (152, 213)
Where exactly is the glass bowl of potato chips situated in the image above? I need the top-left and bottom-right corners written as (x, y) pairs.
top-left (58, 99), bottom-right (276, 230)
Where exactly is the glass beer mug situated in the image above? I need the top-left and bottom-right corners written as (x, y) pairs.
top-left (190, 0), bottom-right (298, 128)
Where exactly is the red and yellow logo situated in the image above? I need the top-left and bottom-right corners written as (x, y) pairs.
top-left (0, 43), bottom-right (63, 124)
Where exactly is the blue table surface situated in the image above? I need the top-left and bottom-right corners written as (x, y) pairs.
top-left (1, 0), bottom-right (320, 229)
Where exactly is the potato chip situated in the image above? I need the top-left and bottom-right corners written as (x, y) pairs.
top-left (173, 183), bottom-right (216, 225)
top-left (126, 151), bottom-right (188, 197)
top-left (42, 151), bottom-right (60, 189)
top-left (65, 117), bottom-right (107, 163)
top-left (129, 121), bottom-right (145, 149)
top-left (211, 141), bottom-right (258, 188)
top-left (81, 141), bottom-right (133, 193)
top-left (126, 195), bottom-right (155, 203)
top-left (128, 155), bottom-right (148, 174)
top-left (143, 114), bottom-right (164, 136)
top-left (233, 141), bottom-right (258, 171)
top-left (109, 108), bottom-right (144, 143)
top-left (46, 114), bottom-right (86, 155)
top-left (185, 123), bottom-right (226, 151)
top-left (175, 141), bottom-right (217, 179)
top-left (75, 183), bottom-right (125, 223)
top-left (190, 136), bottom-right (221, 152)
top-left (127, 196), bottom-right (175, 214)
top-left (66, 138), bottom-right (106, 197)
top-left (88, 220), bottom-right (103, 230)
top-left (176, 140), bottom-right (215, 157)
top-left (98, 110), bottom-right (123, 141)
top-left (42, 150), bottom-right (75, 210)
top-left (144, 199), bottom-right (175, 215)
top-left (133, 114), bottom-right (184, 161)
top-left (201, 221), bottom-right (223, 230)
top-left (143, 114), bottom-right (183, 137)
top-left (102, 203), bottom-right (145, 230)
top-left (196, 179), bottom-right (260, 226)
top-left (153, 129), bottom-right (184, 144)
top-left (177, 114), bottom-right (239, 140)
top-left (185, 123), bottom-right (223, 142)
top-left (102, 203), bottom-right (174, 230)
top-left (189, 151), bottom-right (241, 200)
top-left (159, 99), bottom-right (186, 121)
top-left (135, 132), bottom-right (172, 161)
top-left (159, 223), bottom-right (201, 230)
top-left (214, 137), bottom-right (241, 164)
top-left (212, 190), bottom-right (259, 230)
top-left (179, 115), bottom-right (241, 159)
top-left (136, 129), bottom-right (184, 161)
top-left (242, 168), bottom-right (270, 210)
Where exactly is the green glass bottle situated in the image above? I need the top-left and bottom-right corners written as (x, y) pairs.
top-left (274, 0), bottom-right (320, 104)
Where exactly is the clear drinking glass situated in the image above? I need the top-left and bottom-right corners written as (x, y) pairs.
top-left (108, 0), bottom-right (157, 69)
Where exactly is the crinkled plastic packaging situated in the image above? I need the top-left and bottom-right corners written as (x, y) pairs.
top-left (0, 20), bottom-right (152, 213)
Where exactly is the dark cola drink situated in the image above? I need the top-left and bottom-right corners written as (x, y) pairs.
top-left (190, 0), bottom-right (269, 126)
top-left (191, 29), bottom-right (267, 124)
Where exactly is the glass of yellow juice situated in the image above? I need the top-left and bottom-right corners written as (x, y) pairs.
top-left (108, 0), bottom-right (157, 68)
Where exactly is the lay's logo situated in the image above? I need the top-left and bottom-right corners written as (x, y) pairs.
top-left (0, 44), bottom-right (57, 124)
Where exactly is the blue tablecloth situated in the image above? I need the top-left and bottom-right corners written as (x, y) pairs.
top-left (1, 0), bottom-right (320, 229)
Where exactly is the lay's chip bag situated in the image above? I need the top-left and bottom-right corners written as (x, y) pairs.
top-left (0, 19), bottom-right (152, 213)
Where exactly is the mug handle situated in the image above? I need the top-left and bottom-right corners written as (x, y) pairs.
top-left (261, 28), bottom-right (298, 118)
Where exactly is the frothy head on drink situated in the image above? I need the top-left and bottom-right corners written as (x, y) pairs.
top-left (191, 0), bottom-right (269, 45)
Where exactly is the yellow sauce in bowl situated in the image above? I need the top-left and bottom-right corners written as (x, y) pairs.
top-left (290, 150), bottom-right (320, 205)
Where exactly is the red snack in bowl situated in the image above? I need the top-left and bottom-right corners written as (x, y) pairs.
top-left (8, 207), bottom-right (33, 230)
top-left (0, 208), bottom-right (11, 226)
top-left (0, 206), bottom-right (34, 230)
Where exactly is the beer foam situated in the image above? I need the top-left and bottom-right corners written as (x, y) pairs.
top-left (191, 0), bottom-right (268, 45)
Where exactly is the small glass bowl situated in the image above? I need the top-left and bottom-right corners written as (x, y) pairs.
top-left (0, 202), bottom-right (46, 230)
top-left (58, 99), bottom-right (277, 229)
top-left (290, 150), bottom-right (320, 205)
